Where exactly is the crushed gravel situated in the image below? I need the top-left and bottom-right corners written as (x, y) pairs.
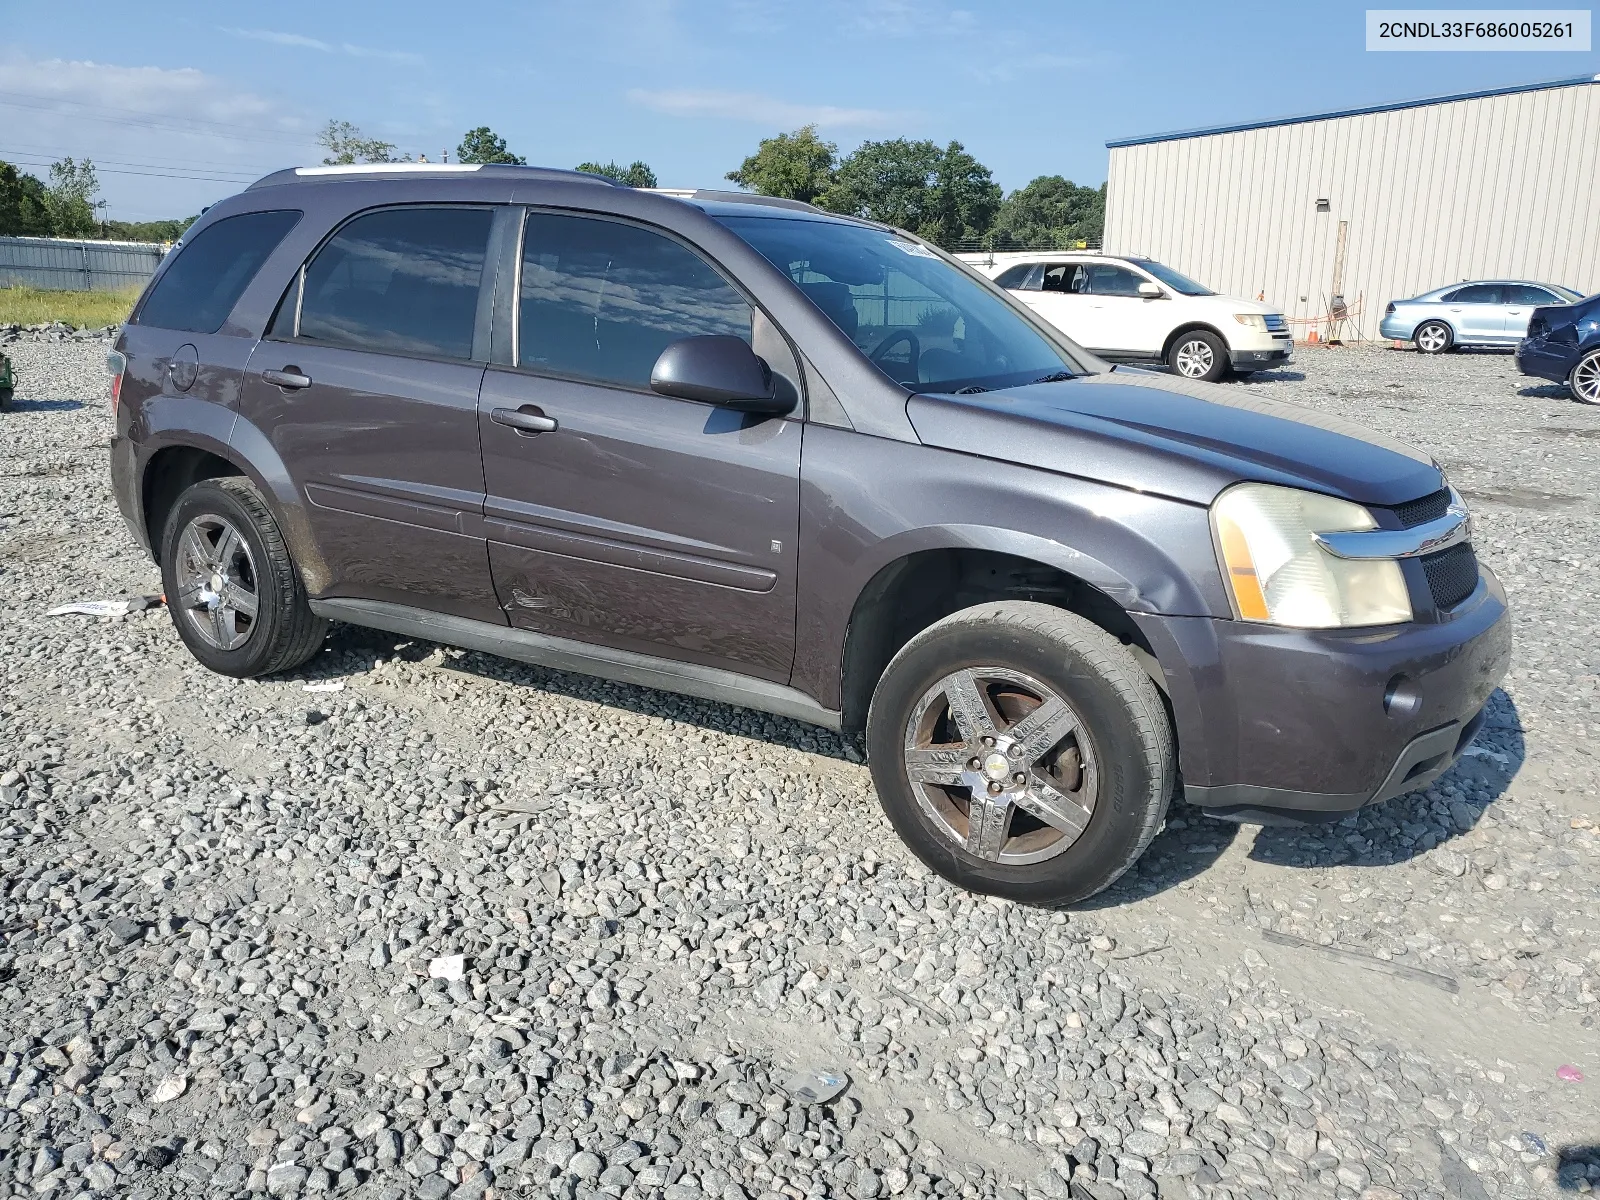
top-left (1, 337), bottom-right (1597, 1200)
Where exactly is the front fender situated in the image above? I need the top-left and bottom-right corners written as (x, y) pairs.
top-left (791, 425), bottom-right (1230, 709)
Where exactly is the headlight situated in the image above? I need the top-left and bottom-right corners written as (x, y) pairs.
top-left (1212, 483), bottom-right (1413, 627)
top-left (1232, 313), bottom-right (1268, 330)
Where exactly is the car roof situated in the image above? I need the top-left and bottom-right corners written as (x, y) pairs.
top-left (244, 166), bottom-right (877, 225)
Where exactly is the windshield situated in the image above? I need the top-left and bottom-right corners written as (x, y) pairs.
top-left (1132, 259), bottom-right (1214, 296)
top-left (719, 215), bottom-right (1079, 393)
top-left (1553, 285), bottom-right (1586, 303)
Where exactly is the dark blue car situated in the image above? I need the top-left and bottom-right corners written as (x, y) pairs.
top-left (1517, 290), bottom-right (1600, 403)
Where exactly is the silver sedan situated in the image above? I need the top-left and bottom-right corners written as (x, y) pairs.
top-left (1379, 280), bottom-right (1585, 352)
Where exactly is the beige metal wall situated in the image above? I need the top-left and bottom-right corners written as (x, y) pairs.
top-left (1104, 81), bottom-right (1600, 340)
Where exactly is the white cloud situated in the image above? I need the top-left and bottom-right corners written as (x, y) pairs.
top-left (339, 43), bottom-right (426, 67)
top-left (0, 53), bottom-right (315, 219)
top-left (847, 0), bottom-right (976, 36)
top-left (627, 88), bottom-right (902, 128)
top-left (222, 27), bottom-right (334, 52)
top-left (220, 27), bottom-right (423, 67)
top-left (963, 51), bottom-right (1101, 85)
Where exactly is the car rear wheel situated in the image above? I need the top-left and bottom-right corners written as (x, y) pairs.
top-left (1569, 350), bottom-right (1600, 404)
top-left (1167, 330), bottom-right (1228, 382)
top-left (159, 476), bottom-right (327, 678)
top-left (865, 601), bottom-right (1174, 906)
top-left (0, 388), bottom-right (12, 410)
top-left (1415, 321), bottom-right (1452, 354)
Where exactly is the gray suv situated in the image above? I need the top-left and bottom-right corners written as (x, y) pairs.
top-left (108, 164), bottom-right (1511, 904)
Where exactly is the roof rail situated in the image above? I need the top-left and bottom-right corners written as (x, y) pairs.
top-left (645, 188), bottom-right (826, 214)
top-left (247, 163), bottom-right (620, 190)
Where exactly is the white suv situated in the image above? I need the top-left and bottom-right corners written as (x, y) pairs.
top-left (964, 252), bottom-right (1292, 382)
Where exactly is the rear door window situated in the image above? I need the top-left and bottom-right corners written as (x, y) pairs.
top-left (993, 264), bottom-right (1032, 289)
top-left (137, 209), bottom-right (301, 333)
top-left (294, 207), bottom-right (493, 360)
top-left (518, 212), bottom-right (752, 390)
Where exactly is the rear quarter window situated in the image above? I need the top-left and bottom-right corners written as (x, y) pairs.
top-left (137, 210), bottom-right (302, 334)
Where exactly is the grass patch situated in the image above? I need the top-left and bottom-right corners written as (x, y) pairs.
top-left (0, 285), bottom-right (141, 330)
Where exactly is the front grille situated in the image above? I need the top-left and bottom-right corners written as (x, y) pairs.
top-left (1421, 543), bottom-right (1479, 610)
top-left (1264, 314), bottom-right (1288, 333)
top-left (1389, 488), bottom-right (1451, 528)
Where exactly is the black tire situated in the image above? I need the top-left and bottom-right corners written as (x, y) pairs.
top-left (0, 388), bottom-right (12, 410)
top-left (1568, 349), bottom-right (1600, 404)
top-left (1414, 320), bottom-right (1453, 354)
top-left (159, 476), bottom-right (327, 678)
top-left (865, 601), bottom-right (1174, 906)
top-left (1166, 329), bottom-right (1228, 382)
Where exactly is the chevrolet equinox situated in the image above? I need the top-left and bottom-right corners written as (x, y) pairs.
top-left (108, 164), bottom-right (1512, 904)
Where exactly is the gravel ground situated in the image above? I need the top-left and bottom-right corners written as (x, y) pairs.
top-left (1, 337), bottom-right (1597, 1200)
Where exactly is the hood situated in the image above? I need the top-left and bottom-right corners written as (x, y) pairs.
top-left (907, 367), bottom-right (1442, 507)
top-left (1188, 293), bottom-right (1279, 316)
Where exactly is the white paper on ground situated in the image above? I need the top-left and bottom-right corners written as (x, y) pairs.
top-left (45, 600), bottom-right (131, 618)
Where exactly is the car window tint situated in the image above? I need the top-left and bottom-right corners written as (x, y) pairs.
top-left (1450, 284), bottom-right (1503, 304)
top-left (297, 207), bottom-right (492, 359)
top-left (1040, 264), bottom-right (1075, 293)
top-left (138, 210), bottom-right (301, 334)
top-left (518, 212), bottom-right (751, 388)
top-left (1083, 265), bottom-right (1144, 296)
top-left (993, 264), bottom-right (1032, 289)
top-left (1507, 284), bottom-right (1557, 305)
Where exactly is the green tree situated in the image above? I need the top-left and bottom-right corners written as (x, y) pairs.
top-left (724, 125), bottom-right (838, 203)
top-left (990, 176), bottom-right (1105, 250)
top-left (577, 160), bottom-right (657, 188)
top-left (103, 217), bottom-right (198, 243)
top-left (0, 161), bottom-right (55, 237)
top-left (456, 126), bottom-right (525, 165)
top-left (317, 120), bottom-right (402, 165)
top-left (45, 158), bottom-right (102, 237)
top-left (820, 139), bottom-right (1000, 249)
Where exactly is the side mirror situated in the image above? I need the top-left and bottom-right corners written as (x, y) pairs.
top-left (650, 335), bottom-right (792, 414)
top-left (1138, 281), bottom-right (1163, 299)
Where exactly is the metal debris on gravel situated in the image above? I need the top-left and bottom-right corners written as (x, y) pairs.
top-left (1, 338), bottom-right (1597, 1200)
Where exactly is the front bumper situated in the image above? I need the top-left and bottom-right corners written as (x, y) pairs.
top-left (1132, 565), bottom-right (1511, 822)
top-left (1514, 336), bottom-right (1574, 384)
top-left (1230, 344), bottom-right (1292, 369)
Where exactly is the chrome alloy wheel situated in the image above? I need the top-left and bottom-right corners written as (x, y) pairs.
top-left (902, 666), bottom-right (1099, 865)
top-left (1572, 350), bottom-right (1600, 404)
top-left (174, 514), bottom-right (259, 651)
top-left (1173, 337), bottom-right (1215, 378)
top-left (1416, 323), bottom-right (1450, 353)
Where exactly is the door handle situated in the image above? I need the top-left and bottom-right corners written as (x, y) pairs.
top-left (263, 367), bottom-right (312, 390)
top-left (491, 405), bottom-right (558, 435)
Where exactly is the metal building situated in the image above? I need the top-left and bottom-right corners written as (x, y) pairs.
top-left (1103, 75), bottom-right (1600, 341)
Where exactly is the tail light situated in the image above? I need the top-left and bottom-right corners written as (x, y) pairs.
top-left (1527, 312), bottom-right (1548, 339)
top-left (106, 350), bottom-right (126, 417)
top-left (1385, 301), bottom-right (1395, 315)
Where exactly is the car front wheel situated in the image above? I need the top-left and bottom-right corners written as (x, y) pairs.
top-left (1414, 320), bottom-right (1453, 354)
top-left (159, 476), bottom-right (327, 677)
top-left (866, 601), bottom-right (1174, 906)
top-left (1167, 330), bottom-right (1228, 382)
top-left (1570, 349), bottom-right (1600, 404)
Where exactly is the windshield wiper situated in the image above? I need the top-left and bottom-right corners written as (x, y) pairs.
top-left (953, 384), bottom-right (989, 394)
top-left (1031, 371), bottom-right (1075, 384)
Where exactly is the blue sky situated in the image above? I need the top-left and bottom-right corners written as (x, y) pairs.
top-left (3, 0), bottom-right (1597, 219)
